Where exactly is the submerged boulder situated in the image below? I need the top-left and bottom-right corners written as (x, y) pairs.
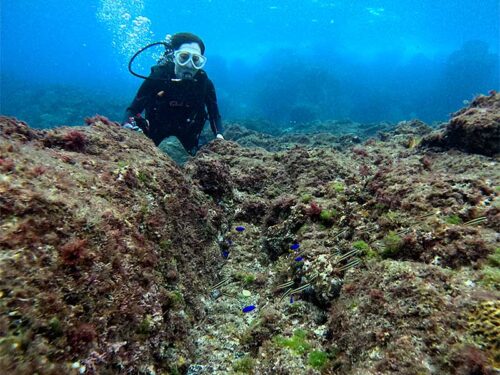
top-left (422, 92), bottom-right (500, 156)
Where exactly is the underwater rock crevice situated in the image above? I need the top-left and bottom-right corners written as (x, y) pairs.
top-left (1, 94), bottom-right (499, 374)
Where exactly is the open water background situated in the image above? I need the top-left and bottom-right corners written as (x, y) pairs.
top-left (1, 0), bottom-right (499, 128)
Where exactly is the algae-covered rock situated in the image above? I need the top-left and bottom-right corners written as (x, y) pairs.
top-left (328, 261), bottom-right (499, 373)
top-left (422, 92), bottom-right (500, 156)
top-left (0, 116), bottom-right (223, 373)
top-left (1, 102), bottom-right (499, 374)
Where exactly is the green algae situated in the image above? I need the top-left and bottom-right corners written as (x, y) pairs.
top-left (244, 275), bottom-right (256, 285)
top-left (352, 240), bottom-right (370, 252)
top-left (374, 203), bottom-right (388, 211)
top-left (235, 272), bottom-right (256, 285)
top-left (296, 223), bottom-right (310, 237)
top-left (479, 248), bottom-right (500, 290)
top-left (273, 330), bottom-right (331, 370)
top-left (274, 329), bottom-right (312, 355)
top-left (308, 350), bottom-right (329, 370)
top-left (159, 239), bottom-right (172, 250)
top-left (445, 214), bottom-right (462, 225)
top-left (319, 209), bottom-right (337, 225)
top-left (232, 356), bottom-right (255, 374)
top-left (479, 266), bottom-right (499, 290)
top-left (353, 240), bottom-right (378, 258)
top-left (487, 248), bottom-right (500, 267)
top-left (166, 291), bottom-right (184, 308)
top-left (384, 210), bottom-right (401, 223)
top-left (137, 314), bottom-right (153, 334)
top-left (48, 317), bottom-right (63, 337)
top-left (381, 231), bottom-right (403, 258)
top-left (300, 193), bottom-right (313, 203)
top-left (328, 181), bottom-right (345, 195)
top-left (137, 170), bottom-right (151, 184)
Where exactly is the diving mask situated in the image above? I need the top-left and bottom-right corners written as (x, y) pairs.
top-left (174, 50), bottom-right (207, 69)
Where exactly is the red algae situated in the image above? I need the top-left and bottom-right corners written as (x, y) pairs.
top-left (59, 238), bottom-right (88, 266)
top-left (0, 95), bottom-right (498, 374)
top-left (422, 93), bottom-right (500, 156)
top-left (62, 130), bottom-right (87, 152)
top-left (0, 116), bottom-right (223, 373)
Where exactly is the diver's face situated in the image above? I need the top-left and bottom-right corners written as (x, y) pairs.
top-left (174, 42), bottom-right (202, 80)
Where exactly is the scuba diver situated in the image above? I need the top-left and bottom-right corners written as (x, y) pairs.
top-left (122, 32), bottom-right (224, 155)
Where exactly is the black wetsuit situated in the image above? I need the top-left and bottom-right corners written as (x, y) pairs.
top-left (124, 62), bottom-right (223, 154)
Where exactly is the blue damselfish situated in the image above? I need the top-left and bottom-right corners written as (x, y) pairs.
top-left (242, 305), bottom-right (256, 313)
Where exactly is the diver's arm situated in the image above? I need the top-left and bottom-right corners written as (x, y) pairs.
top-left (123, 83), bottom-right (153, 123)
top-left (205, 79), bottom-right (223, 136)
top-left (122, 68), bottom-right (160, 123)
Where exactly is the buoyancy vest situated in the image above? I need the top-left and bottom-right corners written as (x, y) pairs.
top-left (145, 63), bottom-right (209, 131)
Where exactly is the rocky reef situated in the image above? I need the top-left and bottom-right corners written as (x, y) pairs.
top-left (0, 94), bottom-right (498, 374)
top-left (422, 92), bottom-right (500, 156)
top-left (0, 116), bottom-right (226, 374)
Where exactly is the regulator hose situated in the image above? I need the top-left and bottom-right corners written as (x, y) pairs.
top-left (128, 41), bottom-right (172, 80)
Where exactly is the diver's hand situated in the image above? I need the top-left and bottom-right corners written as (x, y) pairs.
top-left (123, 116), bottom-right (148, 133)
top-left (122, 121), bottom-right (143, 133)
top-left (216, 134), bottom-right (224, 140)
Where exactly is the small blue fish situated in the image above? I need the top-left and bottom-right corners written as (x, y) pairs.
top-left (222, 250), bottom-right (229, 259)
top-left (294, 256), bottom-right (304, 262)
top-left (235, 226), bottom-right (245, 232)
top-left (290, 243), bottom-right (300, 251)
top-left (226, 239), bottom-right (233, 245)
top-left (290, 295), bottom-right (294, 304)
top-left (242, 305), bottom-right (256, 313)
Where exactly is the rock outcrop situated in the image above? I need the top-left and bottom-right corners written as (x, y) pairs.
top-left (422, 92), bottom-right (500, 156)
top-left (0, 116), bottom-right (225, 374)
top-left (1, 104), bottom-right (498, 374)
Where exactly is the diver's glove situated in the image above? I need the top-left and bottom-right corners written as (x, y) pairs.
top-left (123, 115), bottom-right (149, 133)
top-left (122, 121), bottom-right (142, 132)
top-left (216, 134), bottom-right (224, 140)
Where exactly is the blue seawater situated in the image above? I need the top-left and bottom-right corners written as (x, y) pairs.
top-left (1, 0), bottom-right (498, 129)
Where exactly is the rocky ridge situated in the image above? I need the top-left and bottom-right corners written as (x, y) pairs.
top-left (0, 94), bottom-right (499, 374)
